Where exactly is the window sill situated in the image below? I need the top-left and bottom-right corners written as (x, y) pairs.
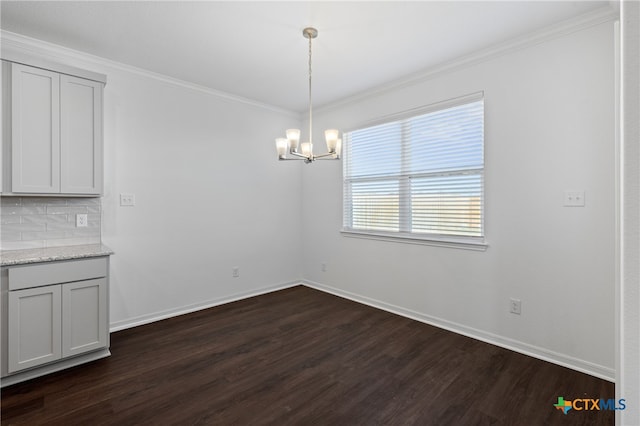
top-left (340, 229), bottom-right (488, 251)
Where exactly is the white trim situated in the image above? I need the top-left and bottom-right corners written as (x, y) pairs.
top-left (613, 18), bottom-right (623, 426)
top-left (303, 280), bottom-right (615, 382)
top-left (619, 0), bottom-right (640, 424)
top-left (0, 348), bottom-right (110, 388)
top-left (108, 280), bottom-right (300, 332)
top-left (2, 50), bottom-right (107, 85)
top-left (342, 91), bottom-right (484, 135)
top-left (0, 30), bottom-right (299, 118)
top-left (316, 6), bottom-right (618, 115)
top-left (0, 6), bottom-right (616, 119)
top-left (341, 229), bottom-right (488, 251)
top-left (106, 279), bottom-right (614, 381)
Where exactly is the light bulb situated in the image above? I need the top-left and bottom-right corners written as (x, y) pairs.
top-left (286, 129), bottom-right (300, 152)
top-left (301, 142), bottom-right (312, 157)
top-left (275, 138), bottom-right (288, 158)
top-left (325, 129), bottom-right (339, 153)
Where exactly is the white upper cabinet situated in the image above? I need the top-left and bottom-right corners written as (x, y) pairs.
top-left (60, 74), bottom-right (103, 194)
top-left (3, 61), bottom-right (105, 196)
top-left (10, 63), bottom-right (61, 193)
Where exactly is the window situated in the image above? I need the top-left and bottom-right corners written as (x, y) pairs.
top-left (342, 93), bottom-right (485, 249)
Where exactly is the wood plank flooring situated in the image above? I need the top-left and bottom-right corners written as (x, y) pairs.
top-left (1, 286), bottom-right (614, 425)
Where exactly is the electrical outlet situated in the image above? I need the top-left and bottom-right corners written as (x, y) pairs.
top-left (76, 214), bottom-right (88, 227)
top-left (564, 191), bottom-right (585, 207)
top-left (232, 267), bottom-right (239, 278)
top-left (510, 298), bottom-right (522, 315)
top-left (120, 193), bottom-right (136, 206)
top-left (321, 262), bottom-right (327, 272)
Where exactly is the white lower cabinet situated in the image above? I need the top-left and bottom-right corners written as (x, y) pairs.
top-left (8, 284), bottom-right (62, 373)
top-left (1, 257), bottom-right (110, 384)
top-left (62, 278), bottom-right (108, 357)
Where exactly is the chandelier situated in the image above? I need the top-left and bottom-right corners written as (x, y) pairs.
top-left (275, 27), bottom-right (341, 163)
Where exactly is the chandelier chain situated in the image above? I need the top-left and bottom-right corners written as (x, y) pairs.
top-left (308, 31), bottom-right (313, 145)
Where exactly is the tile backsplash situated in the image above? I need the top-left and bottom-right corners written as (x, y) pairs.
top-left (0, 197), bottom-right (101, 250)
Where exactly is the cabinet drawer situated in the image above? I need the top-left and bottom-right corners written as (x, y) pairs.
top-left (8, 257), bottom-right (108, 290)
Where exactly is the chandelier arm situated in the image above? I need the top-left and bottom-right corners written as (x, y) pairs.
top-left (314, 152), bottom-right (338, 159)
top-left (289, 151), bottom-right (312, 160)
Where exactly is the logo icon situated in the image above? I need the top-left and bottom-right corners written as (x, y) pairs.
top-left (554, 397), bottom-right (572, 415)
top-left (554, 396), bottom-right (626, 414)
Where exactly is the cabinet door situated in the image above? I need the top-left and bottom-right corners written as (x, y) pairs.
top-left (60, 75), bottom-right (103, 194)
top-left (10, 63), bottom-right (60, 193)
top-left (8, 285), bottom-right (62, 373)
top-left (62, 278), bottom-right (107, 357)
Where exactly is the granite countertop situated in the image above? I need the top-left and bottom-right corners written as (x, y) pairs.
top-left (0, 244), bottom-right (114, 266)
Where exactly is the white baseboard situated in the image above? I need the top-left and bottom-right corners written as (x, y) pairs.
top-left (303, 280), bottom-right (615, 382)
top-left (1, 348), bottom-right (111, 388)
top-left (108, 279), bottom-right (614, 382)
top-left (109, 281), bottom-right (300, 332)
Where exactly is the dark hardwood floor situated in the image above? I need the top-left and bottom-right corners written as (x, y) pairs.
top-left (1, 286), bottom-right (614, 425)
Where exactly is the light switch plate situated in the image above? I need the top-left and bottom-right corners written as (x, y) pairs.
top-left (564, 191), bottom-right (585, 207)
top-left (120, 193), bottom-right (136, 206)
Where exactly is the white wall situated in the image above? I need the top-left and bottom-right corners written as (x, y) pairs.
top-left (0, 33), bottom-right (306, 330)
top-left (101, 68), bottom-right (305, 329)
top-left (302, 21), bottom-right (617, 379)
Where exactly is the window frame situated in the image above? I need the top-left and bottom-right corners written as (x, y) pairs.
top-left (341, 92), bottom-right (487, 251)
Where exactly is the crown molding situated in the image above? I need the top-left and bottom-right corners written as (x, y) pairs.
top-left (1, 48), bottom-right (107, 84)
top-left (316, 5), bottom-right (619, 115)
top-left (0, 30), bottom-right (300, 118)
top-left (0, 4), bottom-right (617, 120)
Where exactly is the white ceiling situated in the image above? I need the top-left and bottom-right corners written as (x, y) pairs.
top-left (0, 1), bottom-right (612, 113)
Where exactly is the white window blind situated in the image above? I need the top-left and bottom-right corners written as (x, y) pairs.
top-left (343, 93), bottom-right (485, 246)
